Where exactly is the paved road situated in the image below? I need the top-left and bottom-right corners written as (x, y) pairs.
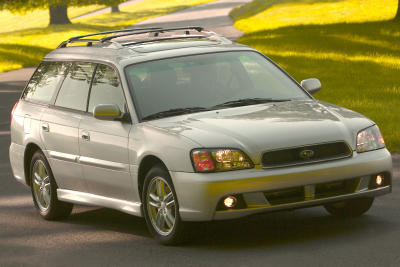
top-left (133, 0), bottom-right (251, 40)
top-left (73, 0), bottom-right (143, 20)
top-left (1, 0), bottom-right (400, 266)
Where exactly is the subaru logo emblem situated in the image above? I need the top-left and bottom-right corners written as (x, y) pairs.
top-left (299, 149), bottom-right (314, 160)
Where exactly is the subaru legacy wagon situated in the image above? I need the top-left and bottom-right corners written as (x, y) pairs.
top-left (9, 27), bottom-right (392, 244)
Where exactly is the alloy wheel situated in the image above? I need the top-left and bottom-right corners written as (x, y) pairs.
top-left (146, 176), bottom-right (176, 236)
top-left (32, 160), bottom-right (51, 212)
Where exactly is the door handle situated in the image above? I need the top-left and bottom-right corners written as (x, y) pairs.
top-left (81, 131), bottom-right (90, 141)
top-left (42, 123), bottom-right (49, 132)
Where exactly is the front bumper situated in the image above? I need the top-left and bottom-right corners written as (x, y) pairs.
top-left (170, 148), bottom-right (392, 221)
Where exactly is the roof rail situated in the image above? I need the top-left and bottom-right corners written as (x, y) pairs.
top-left (56, 26), bottom-right (224, 49)
top-left (57, 27), bottom-right (162, 48)
top-left (122, 35), bottom-right (208, 46)
top-left (100, 26), bottom-right (205, 42)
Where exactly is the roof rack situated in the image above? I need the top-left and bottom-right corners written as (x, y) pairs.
top-left (100, 26), bottom-right (204, 42)
top-left (57, 26), bottom-right (224, 49)
top-left (122, 35), bottom-right (208, 46)
top-left (57, 27), bottom-right (162, 48)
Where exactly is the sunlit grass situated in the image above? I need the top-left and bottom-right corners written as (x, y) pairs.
top-left (232, 0), bottom-right (397, 32)
top-left (0, 0), bottom-right (215, 73)
top-left (0, 5), bottom-right (106, 34)
top-left (231, 0), bottom-right (400, 152)
top-left (76, 0), bottom-right (209, 27)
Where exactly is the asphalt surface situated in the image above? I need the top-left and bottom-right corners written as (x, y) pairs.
top-left (1, 0), bottom-right (400, 266)
top-left (73, 0), bottom-right (143, 20)
top-left (133, 0), bottom-right (252, 40)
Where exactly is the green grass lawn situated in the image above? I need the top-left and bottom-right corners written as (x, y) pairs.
top-left (231, 0), bottom-right (400, 152)
top-left (0, 5), bottom-right (106, 34)
top-left (0, 0), bottom-right (214, 73)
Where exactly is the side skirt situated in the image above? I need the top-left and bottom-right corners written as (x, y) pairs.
top-left (57, 189), bottom-right (142, 217)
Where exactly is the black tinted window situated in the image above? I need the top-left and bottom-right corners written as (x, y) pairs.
top-left (88, 64), bottom-right (125, 113)
top-left (22, 62), bottom-right (67, 103)
top-left (55, 62), bottom-right (96, 111)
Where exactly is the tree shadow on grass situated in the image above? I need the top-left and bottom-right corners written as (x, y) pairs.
top-left (0, 4), bottom-right (209, 72)
top-left (0, 43), bottom-right (51, 69)
top-left (231, 0), bottom-right (343, 21)
top-left (240, 20), bottom-right (400, 58)
top-left (0, 23), bottom-right (122, 36)
top-left (77, 6), bottom-right (194, 26)
top-left (0, 24), bottom-right (125, 72)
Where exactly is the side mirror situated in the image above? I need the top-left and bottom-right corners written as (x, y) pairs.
top-left (93, 104), bottom-right (122, 121)
top-left (301, 78), bottom-right (322, 95)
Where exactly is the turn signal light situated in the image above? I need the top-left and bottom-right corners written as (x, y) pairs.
top-left (192, 151), bottom-right (215, 172)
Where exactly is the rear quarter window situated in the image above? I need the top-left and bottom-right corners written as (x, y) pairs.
top-left (22, 62), bottom-right (67, 103)
top-left (55, 62), bottom-right (96, 111)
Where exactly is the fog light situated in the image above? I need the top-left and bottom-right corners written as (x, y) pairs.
top-left (376, 175), bottom-right (384, 186)
top-left (223, 196), bottom-right (237, 208)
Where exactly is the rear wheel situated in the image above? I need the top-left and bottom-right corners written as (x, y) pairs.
top-left (30, 150), bottom-right (73, 220)
top-left (324, 198), bottom-right (374, 218)
top-left (142, 164), bottom-right (187, 245)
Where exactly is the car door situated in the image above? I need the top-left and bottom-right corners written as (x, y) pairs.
top-left (78, 63), bottom-right (133, 201)
top-left (41, 62), bottom-right (96, 192)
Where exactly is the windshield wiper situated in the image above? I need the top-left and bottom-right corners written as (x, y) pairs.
top-left (141, 107), bottom-right (210, 121)
top-left (211, 98), bottom-right (291, 109)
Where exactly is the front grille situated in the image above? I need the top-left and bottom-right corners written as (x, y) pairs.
top-left (261, 141), bottom-right (352, 168)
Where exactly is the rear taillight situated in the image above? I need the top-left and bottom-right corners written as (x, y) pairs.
top-left (11, 101), bottom-right (19, 123)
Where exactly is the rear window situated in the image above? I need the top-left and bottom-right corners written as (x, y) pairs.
top-left (22, 62), bottom-right (67, 103)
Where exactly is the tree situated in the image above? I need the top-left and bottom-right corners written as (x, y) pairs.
top-left (111, 5), bottom-right (120, 13)
top-left (396, 0), bottom-right (400, 20)
top-left (49, 5), bottom-right (71, 24)
top-left (0, 0), bottom-right (124, 25)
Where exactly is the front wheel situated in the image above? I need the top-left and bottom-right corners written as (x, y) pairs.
top-left (324, 197), bottom-right (374, 218)
top-left (30, 150), bottom-right (73, 220)
top-left (142, 164), bottom-right (187, 245)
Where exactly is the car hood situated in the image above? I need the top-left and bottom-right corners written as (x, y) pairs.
top-left (146, 100), bottom-right (373, 163)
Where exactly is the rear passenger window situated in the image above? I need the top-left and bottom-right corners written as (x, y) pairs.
top-left (22, 62), bottom-right (67, 103)
top-left (55, 62), bottom-right (96, 111)
top-left (88, 64), bottom-right (125, 113)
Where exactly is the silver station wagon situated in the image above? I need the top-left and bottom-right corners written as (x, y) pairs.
top-left (9, 27), bottom-right (392, 245)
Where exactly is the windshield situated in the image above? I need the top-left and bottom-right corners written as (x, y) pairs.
top-left (125, 51), bottom-right (310, 120)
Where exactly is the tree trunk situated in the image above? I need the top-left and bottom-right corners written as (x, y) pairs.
top-left (49, 5), bottom-right (71, 25)
top-left (396, 0), bottom-right (400, 20)
top-left (111, 5), bottom-right (120, 13)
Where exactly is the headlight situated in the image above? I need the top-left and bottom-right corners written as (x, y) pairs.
top-left (356, 125), bottom-right (385, 153)
top-left (191, 149), bottom-right (253, 172)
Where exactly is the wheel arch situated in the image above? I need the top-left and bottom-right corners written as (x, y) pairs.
top-left (137, 155), bottom-right (168, 201)
top-left (24, 143), bottom-right (42, 186)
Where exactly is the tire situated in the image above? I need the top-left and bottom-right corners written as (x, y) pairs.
top-left (324, 197), bottom-right (374, 218)
top-left (30, 150), bottom-right (73, 220)
top-left (142, 164), bottom-right (187, 245)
